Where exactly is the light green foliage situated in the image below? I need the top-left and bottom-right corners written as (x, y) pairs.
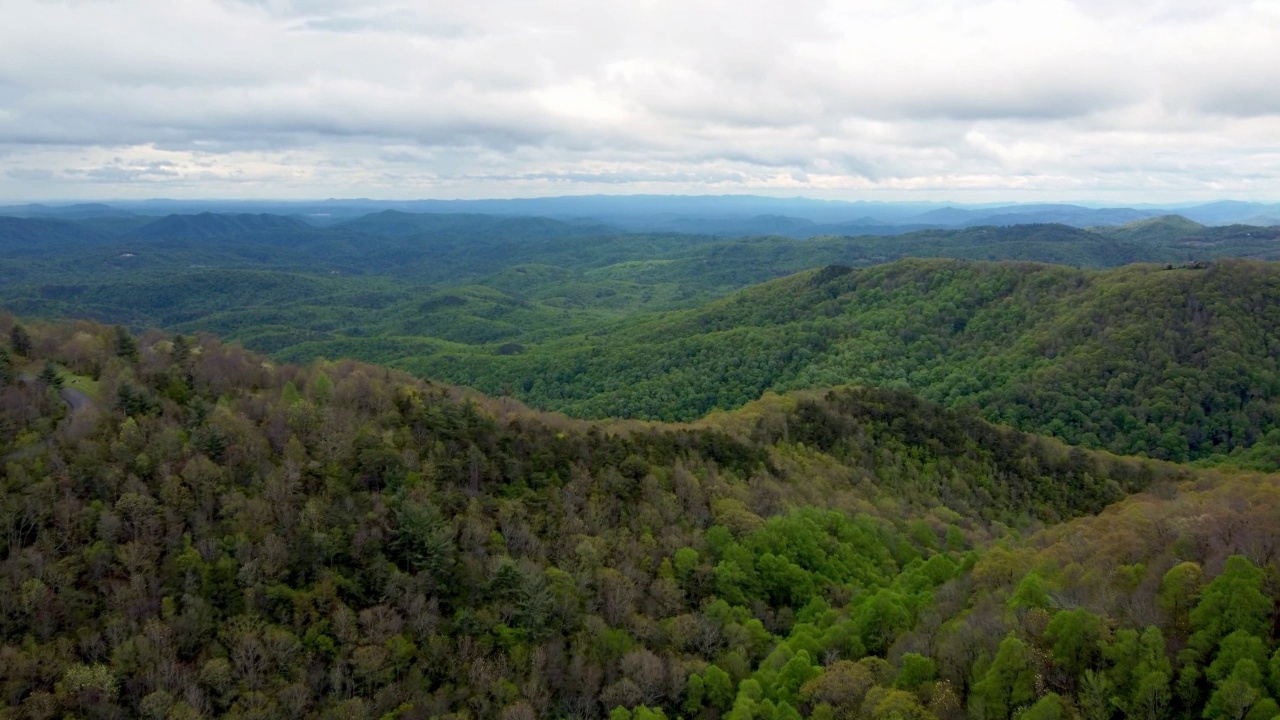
top-left (972, 635), bottom-right (1038, 720)
top-left (855, 591), bottom-right (914, 657)
top-left (774, 651), bottom-right (822, 706)
top-left (1105, 627), bottom-right (1171, 717)
top-left (1046, 608), bottom-right (1105, 682)
top-left (1159, 562), bottom-right (1204, 630)
top-left (1079, 669), bottom-right (1113, 720)
top-left (1015, 694), bottom-right (1065, 720)
top-left (1270, 649), bottom-right (1280, 698)
top-left (896, 653), bottom-right (937, 691)
top-left (1209, 633), bottom-right (1270, 685)
top-left (1204, 661), bottom-right (1266, 720)
top-left (673, 547), bottom-right (699, 579)
top-left (1131, 671), bottom-right (1171, 720)
top-left (1009, 572), bottom-right (1051, 611)
top-left (1190, 556), bottom-right (1272, 657)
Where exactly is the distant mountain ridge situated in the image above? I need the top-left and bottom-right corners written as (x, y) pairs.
top-left (125, 212), bottom-right (314, 241)
top-left (6, 195), bottom-right (1280, 237)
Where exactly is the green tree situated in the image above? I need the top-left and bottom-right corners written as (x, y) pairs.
top-left (1106, 627), bottom-right (1171, 718)
top-left (9, 323), bottom-right (31, 357)
top-left (972, 635), bottom-right (1037, 720)
top-left (37, 361), bottom-right (63, 389)
top-left (896, 653), bottom-right (937, 691)
top-left (393, 498), bottom-right (455, 583)
top-left (1203, 661), bottom-right (1265, 720)
top-left (855, 590), bottom-right (912, 656)
top-left (866, 687), bottom-right (934, 720)
top-left (113, 325), bottom-right (139, 361)
top-left (1009, 573), bottom-right (1051, 611)
top-left (1158, 562), bottom-right (1203, 633)
top-left (1015, 694), bottom-right (1064, 720)
top-left (1190, 556), bottom-right (1271, 658)
top-left (1079, 669), bottom-right (1114, 720)
top-left (1046, 608), bottom-right (1104, 683)
top-left (1209, 632), bottom-right (1269, 685)
top-left (702, 664), bottom-right (735, 711)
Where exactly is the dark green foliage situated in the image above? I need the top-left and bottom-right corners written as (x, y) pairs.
top-left (392, 497), bottom-right (455, 581)
top-left (112, 324), bottom-right (138, 361)
top-left (6, 209), bottom-right (1280, 467)
top-left (432, 259), bottom-right (1280, 466)
top-left (8, 324), bottom-right (31, 357)
top-left (36, 361), bottom-right (62, 389)
top-left (115, 381), bottom-right (158, 416)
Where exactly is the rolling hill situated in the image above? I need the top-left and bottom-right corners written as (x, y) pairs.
top-left (2, 317), bottom-right (1275, 720)
top-left (399, 258), bottom-right (1280, 465)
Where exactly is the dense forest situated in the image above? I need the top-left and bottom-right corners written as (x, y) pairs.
top-left (408, 259), bottom-right (1280, 467)
top-left (2, 317), bottom-right (1278, 720)
top-left (5, 211), bottom-right (1280, 468)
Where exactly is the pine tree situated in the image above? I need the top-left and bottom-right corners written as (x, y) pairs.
top-left (113, 325), bottom-right (139, 362)
top-left (9, 324), bottom-right (31, 357)
top-left (0, 348), bottom-right (12, 386)
top-left (37, 360), bottom-right (63, 389)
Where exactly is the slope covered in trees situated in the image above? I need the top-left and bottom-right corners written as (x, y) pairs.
top-left (4, 211), bottom-right (1279, 338)
top-left (411, 259), bottom-right (1280, 466)
top-left (2, 316), bottom-right (1230, 720)
top-left (6, 211), bottom-right (1280, 465)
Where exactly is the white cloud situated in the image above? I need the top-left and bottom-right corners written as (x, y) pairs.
top-left (1, 0), bottom-right (1279, 201)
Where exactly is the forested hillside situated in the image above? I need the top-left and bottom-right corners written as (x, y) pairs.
top-left (413, 259), bottom-right (1280, 466)
top-left (10, 317), bottom-right (1270, 720)
top-left (5, 211), bottom-right (1280, 466)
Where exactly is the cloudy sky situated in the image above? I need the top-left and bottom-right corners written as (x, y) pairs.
top-left (2, 0), bottom-right (1279, 202)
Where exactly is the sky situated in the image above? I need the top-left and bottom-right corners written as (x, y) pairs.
top-left (2, 0), bottom-right (1280, 203)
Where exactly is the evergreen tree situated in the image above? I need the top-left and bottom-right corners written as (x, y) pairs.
top-left (37, 360), bottom-right (63, 389)
top-left (113, 325), bottom-right (139, 361)
top-left (9, 323), bottom-right (31, 357)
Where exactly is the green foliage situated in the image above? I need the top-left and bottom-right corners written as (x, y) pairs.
top-left (8, 210), bottom-right (1280, 468)
top-left (0, 318), bottom-right (1275, 720)
top-left (895, 654), bottom-right (936, 690)
top-left (1190, 556), bottom-right (1272, 658)
top-left (9, 323), bottom-right (31, 356)
top-left (36, 360), bottom-right (63, 389)
top-left (1046, 608), bottom-right (1105, 683)
top-left (1159, 561), bottom-right (1204, 631)
top-left (1009, 572), bottom-right (1050, 611)
top-left (405, 259), bottom-right (1280, 467)
top-left (1105, 627), bottom-right (1171, 720)
top-left (972, 635), bottom-right (1038, 720)
top-left (1015, 694), bottom-right (1065, 720)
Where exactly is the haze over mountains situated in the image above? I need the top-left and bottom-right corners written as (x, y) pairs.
top-left (4, 197), bottom-right (1280, 468)
top-left (4, 195), bottom-right (1280, 239)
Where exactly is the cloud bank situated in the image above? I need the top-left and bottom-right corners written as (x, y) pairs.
top-left (2, 0), bottom-right (1279, 201)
